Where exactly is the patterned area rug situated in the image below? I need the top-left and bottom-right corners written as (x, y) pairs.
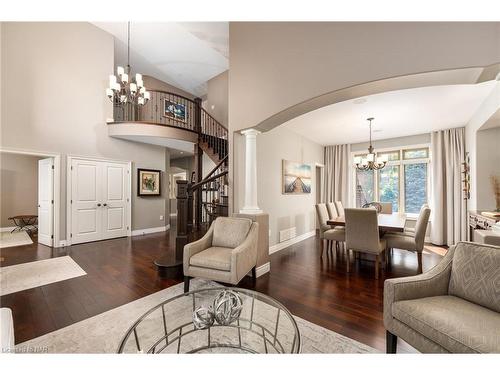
top-left (0, 256), bottom-right (86, 296)
top-left (16, 279), bottom-right (378, 354)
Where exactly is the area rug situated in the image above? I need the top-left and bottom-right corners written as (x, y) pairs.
top-left (0, 256), bottom-right (87, 296)
top-left (0, 231), bottom-right (33, 249)
top-left (16, 279), bottom-right (378, 354)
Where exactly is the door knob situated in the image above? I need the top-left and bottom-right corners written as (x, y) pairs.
top-left (97, 203), bottom-right (102, 207)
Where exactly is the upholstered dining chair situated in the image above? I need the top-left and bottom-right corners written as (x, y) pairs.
top-left (183, 217), bottom-right (259, 292)
top-left (315, 203), bottom-right (345, 257)
top-left (384, 205), bottom-right (431, 273)
top-left (345, 208), bottom-right (386, 279)
top-left (326, 202), bottom-right (338, 219)
top-left (334, 201), bottom-right (345, 216)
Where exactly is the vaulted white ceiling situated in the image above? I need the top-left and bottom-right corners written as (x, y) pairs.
top-left (93, 22), bottom-right (228, 97)
top-left (283, 82), bottom-right (497, 145)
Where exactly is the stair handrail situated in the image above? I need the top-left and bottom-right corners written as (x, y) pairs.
top-left (189, 170), bottom-right (228, 192)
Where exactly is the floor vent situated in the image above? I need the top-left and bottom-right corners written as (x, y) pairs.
top-left (279, 227), bottom-right (297, 243)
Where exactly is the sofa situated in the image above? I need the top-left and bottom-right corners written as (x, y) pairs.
top-left (384, 241), bottom-right (500, 353)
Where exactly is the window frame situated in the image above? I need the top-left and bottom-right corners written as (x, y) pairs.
top-left (351, 143), bottom-right (431, 216)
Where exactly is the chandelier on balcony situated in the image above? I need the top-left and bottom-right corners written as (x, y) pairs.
top-left (354, 117), bottom-right (387, 171)
top-left (106, 22), bottom-right (150, 107)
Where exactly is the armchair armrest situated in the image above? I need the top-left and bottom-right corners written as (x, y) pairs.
top-left (230, 222), bottom-right (259, 284)
top-left (183, 224), bottom-right (214, 274)
top-left (384, 245), bottom-right (455, 330)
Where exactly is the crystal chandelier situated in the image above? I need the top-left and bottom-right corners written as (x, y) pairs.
top-left (106, 22), bottom-right (150, 107)
top-left (354, 117), bottom-right (387, 171)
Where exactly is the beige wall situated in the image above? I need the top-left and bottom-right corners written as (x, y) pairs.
top-left (204, 71), bottom-right (228, 127)
top-left (143, 75), bottom-right (196, 99)
top-left (0, 153), bottom-right (43, 227)
top-left (229, 22), bottom-right (500, 133)
top-left (466, 81), bottom-right (500, 211)
top-left (1, 22), bottom-right (171, 238)
top-left (350, 133), bottom-right (430, 153)
top-left (476, 127), bottom-right (500, 210)
top-left (234, 126), bottom-right (323, 246)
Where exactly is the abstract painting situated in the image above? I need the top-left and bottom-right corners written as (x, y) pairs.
top-left (282, 160), bottom-right (312, 194)
top-left (164, 99), bottom-right (187, 122)
top-left (138, 169), bottom-right (161, 196)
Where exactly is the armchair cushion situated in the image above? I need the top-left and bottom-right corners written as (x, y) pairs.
top-left (190, 246), bottom-right (232, 271)
top-left (393, 295), bottom-right (500, 353)
top-left (212, 217), bottom-right (252, 249)
top-left (448, 242), bottom-right (500, 313)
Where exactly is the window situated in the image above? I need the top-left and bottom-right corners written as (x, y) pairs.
top-left (353, 146), bottom-right (430, 214)
top-left (355, 169), bottom-right (374, 207)
top-left (378, 165), bottom-right (400, 213)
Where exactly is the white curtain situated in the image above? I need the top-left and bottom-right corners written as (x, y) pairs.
top-left (430, 127), bottom-right (467, 246)
top-left (324, 144), bottom-right (351, 206)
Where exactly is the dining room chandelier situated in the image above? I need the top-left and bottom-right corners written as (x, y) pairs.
top-left (354, 117), bottom-right (387, 171)
top-left (106, 22), bottom-right (150, 107)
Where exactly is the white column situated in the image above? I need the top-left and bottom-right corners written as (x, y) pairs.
top-left (240, 129), bottom-right (262, 214)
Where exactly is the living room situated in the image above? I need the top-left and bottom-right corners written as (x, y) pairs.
top-left (1, 1), bottom-right (499, 374)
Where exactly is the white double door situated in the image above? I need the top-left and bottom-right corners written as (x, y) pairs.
top-left (38, 158), bottom-right (54, 247)
top-left (70, 158), bottom-right (130, 245)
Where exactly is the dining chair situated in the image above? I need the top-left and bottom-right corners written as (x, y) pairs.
top-left (345, 208), bottom-right (386, 279)
top-left (326, 202), bottom-right (338, 219)
top-left (385, 204), bottom-right (431, 273)
top-left (315, 203), bottom-right (345, 257)
top-left (334, 201), bottom-right (345, 216)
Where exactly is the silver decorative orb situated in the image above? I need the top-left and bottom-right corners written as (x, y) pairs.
top-left (193, 305), bottom-right (215, 330)
top-left (213, 290), bottom-right (243, 325)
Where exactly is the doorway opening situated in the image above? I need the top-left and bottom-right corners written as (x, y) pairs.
top-left (0, 149), bottom-right (61, 248)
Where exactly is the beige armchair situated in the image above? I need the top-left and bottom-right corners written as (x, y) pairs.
top-left (385, 205), bottom-right (430, 273)
top-left (183, 217), bottom-right (259, 292)
top-left (384, 241), bottom-right (500, 353)
top-left (345, 208), bottom-right (386, 279)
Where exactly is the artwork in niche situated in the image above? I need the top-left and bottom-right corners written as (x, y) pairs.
top-left (138, 169), bottom-right (161, 196)
top-left (164, 99), bottom-right (187, 122)
top-left (282, 160), bottom-right (312, 194)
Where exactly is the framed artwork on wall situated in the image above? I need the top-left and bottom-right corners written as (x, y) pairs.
top-left (163, 99), bottom-right (187, 122)
top-left (138, 169), bottom-right (161, 196)
top-left (282, 160), bottom-right (312, 194)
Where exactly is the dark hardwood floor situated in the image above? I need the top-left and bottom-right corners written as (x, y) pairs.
top-left (0, 227), bottom-right (444, 352)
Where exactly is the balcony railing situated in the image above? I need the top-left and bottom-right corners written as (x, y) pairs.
top-left (111, 90), bottom-right (227, 141)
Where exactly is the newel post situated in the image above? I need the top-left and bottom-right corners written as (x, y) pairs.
top-left (176, 180), bottom-right (189, 259)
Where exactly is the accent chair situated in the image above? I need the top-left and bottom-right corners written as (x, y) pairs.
top-left (183, 217), bottom-right (259, 292)
top-left (345, 208), bottom-right (386, 279)
top-left (384, 241), bottom-right (500, 353)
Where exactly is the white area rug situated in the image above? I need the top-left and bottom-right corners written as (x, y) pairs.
top-left (0, 231), bottom-right (33, 249)
top-left (0, 256), bottom-right (87, 296)
top-left (16, 279), bottom-right (378, 354)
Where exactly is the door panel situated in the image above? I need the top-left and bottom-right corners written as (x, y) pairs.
top-left (71, 159), bottom-right (102, 244)
top-left (38, 158), bottom-right (54, 247)
top-left (102, 162), bottom-right (128, 239)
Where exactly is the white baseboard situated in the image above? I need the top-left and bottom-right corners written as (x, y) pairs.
top-left (57, 240), bottom-right (68, 248)
top-left (0, 227), bottom-right (17, 232)
top-left (170, 213), bottom-right (177, 217)
top-left (246, 262), bottom-right (270, 278)
top-left (255, 262), bottom-right (270, 277)
top-left (131, 225), bottom-right (170, 236)
top-left (269, 230), bottom-right (316, 255)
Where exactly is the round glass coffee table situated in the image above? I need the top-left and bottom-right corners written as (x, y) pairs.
top-left (117, 287), bottom-right (300, 354)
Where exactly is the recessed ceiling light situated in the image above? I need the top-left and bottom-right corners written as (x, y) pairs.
top-left (373, 129), bottom-right (382, 133)
top-left (353, 98), bottom-right (367, 105)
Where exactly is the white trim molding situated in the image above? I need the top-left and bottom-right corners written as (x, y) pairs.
top-left (256, 262), bottom-right (270, 277)
top-left (131, 225), bottom-right (170, 236)
top-left (0, 227), bottom-right (17, 233)
top-left (269, 230), bottom-right (316, 254)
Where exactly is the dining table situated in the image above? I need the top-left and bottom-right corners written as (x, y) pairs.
top-left (327, 212), bottom-right (407, 233)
